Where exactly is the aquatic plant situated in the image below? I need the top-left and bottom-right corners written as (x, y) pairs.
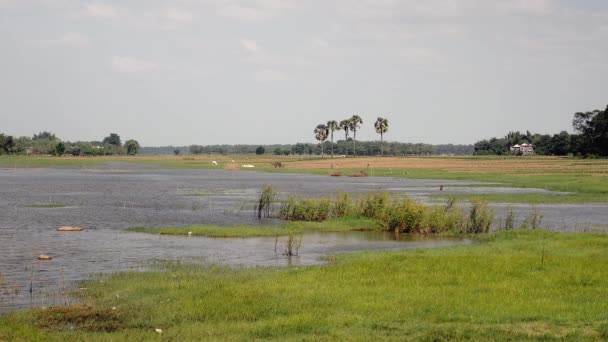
top-left (503, 206), bottom-right (516, 230)
top-left (521, 207), bottom-right (544, 229)
top-left (257, 185), bottom-right (277, 219)
top-left (467, 199), bottom-right (494, 234)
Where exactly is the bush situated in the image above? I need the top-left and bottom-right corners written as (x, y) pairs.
top-left (467, 199), bottom-right (494, 234)
top-left (381, 198), bottom-right (426, 233)
top-left (358, 193), bottom-right (389, 218)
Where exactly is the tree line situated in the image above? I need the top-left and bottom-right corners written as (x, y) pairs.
top-left (0, 131), bottom-right (140, 156)
top-left (313, 115), bottom-right (389, 157)
top-left (147, 141), bottom-right (473, 156)
top-left (474, 105), bottom-right (608, 157)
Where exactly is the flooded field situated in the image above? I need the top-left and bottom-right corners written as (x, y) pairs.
top-left (1, 166), bottom-right (607, 312)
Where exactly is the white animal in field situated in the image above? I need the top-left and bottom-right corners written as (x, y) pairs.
top-left (241, 164), bottom-right (255, 168)
top-left (212, 161), bottom-right (218, 165)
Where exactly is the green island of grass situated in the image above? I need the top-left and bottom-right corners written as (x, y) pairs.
top-left (1, 229), bottom-right (607, 340)
top-left (128, 217), bottom-right (380, 238)
top-left (29, 203), bottom-right (66, 209)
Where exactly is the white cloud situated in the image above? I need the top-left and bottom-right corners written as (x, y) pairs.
top-left (252, 68), bottom-right (286, 82)
top-left (240, 39), bottom-right (260, 53)
top-left (40, 32), bottom-right (90, 46)
top-left (83, 3), bottom-right (116, 18)
top-left (217, 0), bottom-right (294, 20)
top-left (161, 8), bottom-right (193, 29)
top-left (111, 56), bottom-right (160, 73)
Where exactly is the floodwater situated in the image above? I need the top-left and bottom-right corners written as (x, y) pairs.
top-left (1, 166), bottom-right (607, 312)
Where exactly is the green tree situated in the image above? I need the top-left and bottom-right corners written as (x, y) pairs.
top-left (0, 134), bottom-right (15, 154)
top-left (274, 147), bottom-right (282, 155)
top-left (103, 133), bottom-right (122, 146)
top-left (124, 139), bottom-right (140, 155)
top-left (326, 120), bottom-right (339, 158)
top-left (348, 115), bottom-right (363, 156)
top-left (255, 146), bottom-right (265, 155)
top-left (314, 124), bottom-right (329, 158)
top-left (173, 148), bottom-right (181, 156)
top-left (33, 131), bottom-right (57, 140)
top-left (339, 119), bottom-right (350, 155)
top-left (374, 117), bottom-right (389, 156)
top-left (54, 141), bottom-right (66, 156)
top-left (573, 105), bottom-right (608, 156)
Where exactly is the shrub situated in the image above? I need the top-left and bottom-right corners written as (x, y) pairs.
top-left (521, 207), bottom-right (543, 229)
top-left (467, 199), bottom-right (494, 234)
top-left (503, 206), bottom-right (515, 230)
top-left (358, 193), bottom-right (389, 218)
top-left (331, 193), bottom-right (352, 218)
top-left (381, 198), bottom-right (426, 233)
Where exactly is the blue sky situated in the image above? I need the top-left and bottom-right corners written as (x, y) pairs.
top-left (1, 0), bottom-right (607, 145)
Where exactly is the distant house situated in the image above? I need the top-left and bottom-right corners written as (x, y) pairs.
top-left (510, 143), bottom-right (534, 155)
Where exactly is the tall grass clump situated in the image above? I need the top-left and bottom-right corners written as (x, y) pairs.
top-left (278, 196), bottom-right (332, 221)
top-left (358, 193), bottom-right (389, 218)
top-left (277, 191), bottom-right (495, 235)
top-left (257, 185), bottom-right (276, 219)
top-left (467, 199), bottom-right (494, 234)
top-left (521, 207), bottom-right (543, 229)
top-left (503, 206), bottom-right (516, 230)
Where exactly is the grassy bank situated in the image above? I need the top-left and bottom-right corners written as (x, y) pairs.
top-left (128, 217), bottom-right (379, 238)
top-left (1, 230), bottom-right (607, 340)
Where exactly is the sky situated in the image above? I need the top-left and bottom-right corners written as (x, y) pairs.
top-left (1, 0), bottom-right (607, 146)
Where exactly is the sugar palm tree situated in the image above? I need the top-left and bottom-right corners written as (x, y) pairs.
top-left (326, 120), bottom-right (339, 157)
top-left (339, 119), bottom-right (350, 156)
top-left (314, 124), bottom-right (329, 158)
top-left (374, 117), bottom-right (389, 156)
top-left (349, 115), bottom-right (363, 157)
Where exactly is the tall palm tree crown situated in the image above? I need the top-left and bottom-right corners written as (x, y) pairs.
top-left (314, 124), bottom-right (329, 158)
top-left (339, 119), bottom-right (350, 155)
top-left (349, 115), bottom-right (363, 156)
top-left (374, 117), bottom-right (389, 156)
top-left (326, 120), bottom-right (339, 157)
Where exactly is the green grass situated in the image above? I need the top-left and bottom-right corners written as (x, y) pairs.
top-left (431, 193), bottom-right (608, 204)
top-left (1, 230), bottom-right (607, 340)
top-left (128, 217), bottom-right (380, 237)
top-left (29, 203), bottom-right (66, 208)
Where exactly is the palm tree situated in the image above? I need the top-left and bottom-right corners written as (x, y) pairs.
top-left (314, 124), bottom-right (329, 158)
top-left (326, 120), bottom-right (339, 157)
top-left (374, 117), bottom-right (389, 156)
top-left (349, 115), bottom-right (363, 157)
top-left (339, 119), bottom-right (350, 156)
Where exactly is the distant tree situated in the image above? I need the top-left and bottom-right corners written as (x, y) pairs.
top-left (314, 124), bottom-right (329, 158)
top-left (326, 120), bottom-right (339, 157)
top-left (293, 143), bottom-right (306, 155)
top-left (33, 131), bottom-right (57, 140)
top-left (54, 141), bottom-right (66, 156)
top-left (70, 146), bottom-right (81, 156)
top-left (256, 146), bottom-right (265, 155)
top-left (283, 149), bottom-right (291, 156)
top-left (273, 147), bottom-right (282, 155)
top-left (173, 148), bottom-right (181, 156)
top-left (189, 145), bottom-right (204, 155)
top-left (0, 134), bottom-right (15, 154)
top-left (348, 115), bottom-right (363, 156)
top-left (339, 119), bottom-right (350, 155)
top-left (103, 133), bottom-right (122, 146)
top-left (124, 139), bottom-right (140, 155)
top-left (374, 117), bottom-right (389, 156)
top-left (573, 105), bottom-right (608, 156)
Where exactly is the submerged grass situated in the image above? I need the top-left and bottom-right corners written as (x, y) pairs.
top-left (29, 203), bottom-right (66, 208)
top-left (128, 216), bottom-right (379, 238)
top-left (1, 230), bottom-right (607, 340)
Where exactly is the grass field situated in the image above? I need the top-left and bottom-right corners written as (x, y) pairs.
top-left (1, 155), bottom-right (607, 203)
top-left (1, 230), bottom-right (607, 341)
top-left (128, 217), bottom-right (379, 238)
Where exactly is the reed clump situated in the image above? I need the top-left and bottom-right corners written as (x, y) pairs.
top-left (257, 185), bottom-right (277, 219)
top-left (278, 192), bottom-right (495, 234)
